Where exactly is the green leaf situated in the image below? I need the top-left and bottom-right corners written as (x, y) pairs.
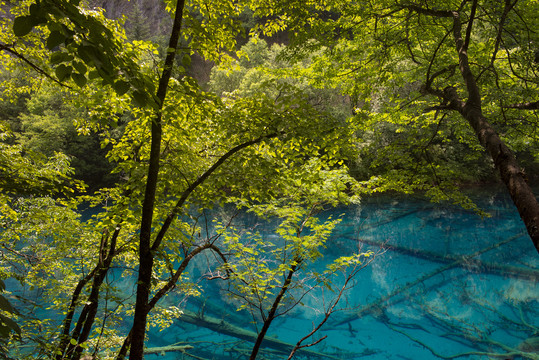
top-left (28, 3), bottom-right (42, 17)
top-left (88, 70), bottom-right (100, 79)
top-left (113, 80), bottom-right (130, 96)
top-left (0, 280), bottom-right (4, 291)
top-left (13, 16), bottom-right (34, 37)
top-left (50, 51), bottom-right (73, 65)
top-left (0, 313), bottom-right (20, 335)
top-left (0, 295), bottom-right (13, 313)
top-left (55, 64), bottom-right (73, 82)
top-left (77, 45), bottom-right (99, 66)
top-left (72, 61), bottom-right (87, 74)
top-left (71, 72), bottom-right (87, 87)
top-left (70, 338), bottom-right (77, 345)
top-left (46, 30), bottom-right (66, 50)
top-left (182, 54), bottom-right (191, 67)
top-left (132, 90), bottom-right (148, 107)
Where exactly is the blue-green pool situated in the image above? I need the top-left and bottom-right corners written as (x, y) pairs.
top-left (144, 188), bottom-right (539, 359)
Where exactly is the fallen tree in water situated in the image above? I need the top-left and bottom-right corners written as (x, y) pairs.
top-left (332, 234), bottom-right (525, 327)
top-left (144, 344), bottom-right (194, 355)
top-left (174, 309), bottom-right (348, 359)
top-left (351, 234), bottom-right (537, 281)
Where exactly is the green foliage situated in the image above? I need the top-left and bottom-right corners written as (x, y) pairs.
top-left (0, 1), bottom-right (373, 358)
top-left (9, 0), bottom-right (158, 110)
top-left (208, 37), bottom-right (353, 122)
top-left (249, 0), bottom-right (539, 209)
top-left (219, 160), bottom-right (370, 342)
top-left (0, 280), bottom-right (21, 354)
top-left (0, 122), bottom-right (83, 197)
top-left (15, 85), bottom-right (116, 190)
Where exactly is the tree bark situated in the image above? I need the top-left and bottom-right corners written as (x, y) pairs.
top-left (129, 0), bottom-right (186, 358)
top-left (459, 98), bottom-right (539, 253)
top-left (422, 8), bottom-right (539, 253)
top-left (249, 263), bottom-right (298, 360)
top-left (450, 10), bottom-right (539, 253)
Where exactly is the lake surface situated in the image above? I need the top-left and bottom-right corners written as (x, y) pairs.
top-left (145, 187), bottom-right (539, 360)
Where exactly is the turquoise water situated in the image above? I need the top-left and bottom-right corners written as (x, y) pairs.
top-left (145, 188), bottom-right (539, 359)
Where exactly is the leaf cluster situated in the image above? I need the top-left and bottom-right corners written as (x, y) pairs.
top-left (12, 0), bottom-right (158, 108)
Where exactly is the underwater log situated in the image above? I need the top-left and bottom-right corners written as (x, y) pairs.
top-left (332, 234), bottom-right (524, 327)
top-left (352, 235), bottom-right (537, 281)
top-left (176, 309), bottom-right (344, 359)
top-left (144, 344), bottom-right (194, 354)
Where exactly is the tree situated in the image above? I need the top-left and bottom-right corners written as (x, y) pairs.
top-left (0, 120), bottom-right (86, 358)
top-left (208, 37), bottom-right (353, 122)
top-left (250, 0), bottom-right (539, 252)
top-left (3, 1), bottom-right (368, 359)
top-left (9, 85), bottom-right (115, 191)
top-left (219, 166), bottom-right (373, 359)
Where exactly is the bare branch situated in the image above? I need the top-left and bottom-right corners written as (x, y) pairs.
top-left (287, 252), bottom-right (377, 359)
top-left (504, 100), bottom-right (539, 110)
top-left (463, 0), bottom-right (479, 51)
top-left (489, 0), bottom-right (518, 66)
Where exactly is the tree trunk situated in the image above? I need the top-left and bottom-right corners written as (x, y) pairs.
top-left (129, 0), bottom-right (186, 358)
top-left (462, 104), bottom-right (539, 253)
top-left (448, 10), bottom-right (539, 253)
top-left (250, 263), bottom-right (298, 360)
top-left (423, 8), bottom-right (539, 253)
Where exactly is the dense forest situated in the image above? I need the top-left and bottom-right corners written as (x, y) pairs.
top-left (0, 0), bottom-right (538, 359)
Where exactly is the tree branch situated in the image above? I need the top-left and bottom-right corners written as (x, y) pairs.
top-left (490, 0), bottom-right (518, 66)
top-left (399, 4), bottom-right (453, 18)
top-left (463, 0), bottom-right (478, 52)
top-left (425, 29), bottom-right (455, 89)
top-left (504, 100), bottom-right (539, 110)
top-left (151, 132), bottom-right (280, 252)
top-left (451, 10), bottom-right (482, 106)
top-left (0, 42), bottom-right (72, 89)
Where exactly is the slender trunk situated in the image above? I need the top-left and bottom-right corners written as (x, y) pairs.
top-left (129, 1), bottom-right (185, 358)
top-left (116, 243), bottom-right (215, 359)
top-left (55, 268), bottom-right (97, 360)
top-left (250, 263), bottom-right (298, 360)
top-left (65, 268), bottom-right (108, 360)
top-left (56, 227), bottom-right (119, 360)
top-left (64, 228), bottom-right (120, 360)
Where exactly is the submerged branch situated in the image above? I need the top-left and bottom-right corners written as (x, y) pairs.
top-left (354, 237), bottom-right (537, 281)
top-left (332, 234), bottom-right (524, 327)
top-left (176, 309), bottom-right (343, 360)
